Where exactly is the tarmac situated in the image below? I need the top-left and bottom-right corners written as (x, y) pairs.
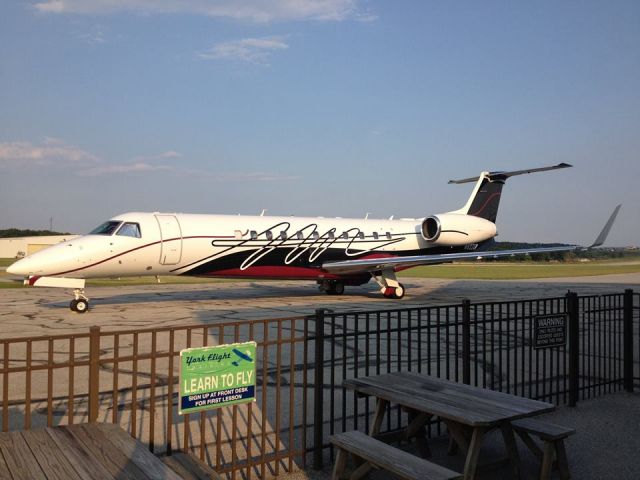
top-left (1, 272), bottom-right (639, 479)
top-left (0, 273), bottom-right (639, 337)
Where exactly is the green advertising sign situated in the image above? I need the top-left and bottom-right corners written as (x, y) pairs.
top-left (179, 341), bottom-right (257, 415)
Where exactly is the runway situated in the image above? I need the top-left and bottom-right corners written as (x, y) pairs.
top-left (1, 273), bottom-right (638, 338)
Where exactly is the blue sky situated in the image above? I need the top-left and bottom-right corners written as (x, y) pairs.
top-left (1, 1), bottom-right (638, 246)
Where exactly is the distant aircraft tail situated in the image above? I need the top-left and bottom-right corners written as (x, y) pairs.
top-left (448, 163), bottom-right (572, 223)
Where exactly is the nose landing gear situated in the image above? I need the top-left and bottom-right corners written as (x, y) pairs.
top-left (70, 289), bottom-right (90, 313)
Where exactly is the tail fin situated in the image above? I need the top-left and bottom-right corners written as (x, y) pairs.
top-left (448, 163), bottom-right (572, 223)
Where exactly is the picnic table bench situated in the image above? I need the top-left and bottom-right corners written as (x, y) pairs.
top-left (331, 430), bottom-right (462, 480)
top-left (512, 418), bottom-right (574, 479)
top-left (343, 372), bottom-right (557, 480)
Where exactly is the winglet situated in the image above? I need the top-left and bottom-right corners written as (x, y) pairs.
top-left (589, 204), bottom-right (621, 248)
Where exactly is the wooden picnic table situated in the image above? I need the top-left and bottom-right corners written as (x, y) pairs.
top-left (0, 423), bottom-right (183, 480)
top-left (343, 372), bottom-right (555, 480)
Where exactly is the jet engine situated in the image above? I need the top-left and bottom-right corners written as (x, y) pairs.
top-left (420, 213), bottom-right (497, 246)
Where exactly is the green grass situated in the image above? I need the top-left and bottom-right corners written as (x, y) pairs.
top-left (399, 260), bottom-right (640, 280)
top-left (2, 258), bottom-right (639, 289)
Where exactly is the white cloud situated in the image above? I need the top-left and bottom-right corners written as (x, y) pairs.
top-left (203, 171), bottom-right (299, 182)
top-left (0, 138), bottom-right (99, 166)
top-left (0, 138), bottom-right (295, 181)
top-left (78, 162), bottom-right (173, 176)
top-left (77, 25), bottom-right (107, 45)
top-left (78, 150), bottom-right (182, 176)
top-left (198, 36), bottom-right (289, 64)
top-left (32, 0), bottom-right (362, 23)
top-left (133, 150), bottom-right (183, 162)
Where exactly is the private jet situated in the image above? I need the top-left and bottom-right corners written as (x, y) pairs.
top-left (7, 163), bottom-right (620, 312)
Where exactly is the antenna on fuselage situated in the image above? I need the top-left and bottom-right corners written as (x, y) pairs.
top-left (389, 215), bottom-right (394, 220)
top-left (365, 213), bottom-right (370, 220)
top-left (260, 209), bottom-right (267, 216)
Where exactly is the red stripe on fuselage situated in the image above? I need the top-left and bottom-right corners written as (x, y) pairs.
top-left (193, 266), bottom-right (342, 280)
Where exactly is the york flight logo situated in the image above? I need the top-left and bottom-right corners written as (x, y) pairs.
top-left (232, 348), bottom-right (254, 366)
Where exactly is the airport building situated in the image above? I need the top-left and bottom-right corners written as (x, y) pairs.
top-left (0, 235), bottom-right (78, 259)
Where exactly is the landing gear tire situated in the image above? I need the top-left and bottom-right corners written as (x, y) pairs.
top-left (70, 298), bottom-right (89, 313)
top-left (383, 283), bottom-right (405, 299)
top-left (320, 280), bottom-right (345, 295)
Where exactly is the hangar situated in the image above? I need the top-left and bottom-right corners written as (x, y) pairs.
top-left (0, 235), bottom-right (78, 259)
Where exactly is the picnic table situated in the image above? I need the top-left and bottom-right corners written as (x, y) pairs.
top-left (0, 423), bottom-right (184, 480)
top-left (343, 372), bottom-right (555, 480)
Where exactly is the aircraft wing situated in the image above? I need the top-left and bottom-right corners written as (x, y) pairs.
top-left (321, 245), bottom-right (576, 275)
top-left (322, 204), bottom-right (621, 276)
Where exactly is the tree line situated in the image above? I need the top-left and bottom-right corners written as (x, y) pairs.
top-left (0, 229), bottom-right (71, 238)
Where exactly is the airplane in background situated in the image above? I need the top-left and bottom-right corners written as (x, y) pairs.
top-left (7, 163), bottom-right (621, 313)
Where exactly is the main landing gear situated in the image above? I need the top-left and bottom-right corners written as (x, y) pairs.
top-left (373, 269), bottom-right (405, 299)
top-left (319, 280), bottom-right (345, 296)
top-left (70, 289), bottom-right (90, 313)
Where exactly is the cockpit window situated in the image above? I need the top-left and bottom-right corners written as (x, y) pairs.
top-left (89, 221), bottom-right (122, 236)
top-left (116, 222), bottom-right (142, 238)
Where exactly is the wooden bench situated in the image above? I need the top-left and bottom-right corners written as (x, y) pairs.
top-left (161, 451), bottom-right (222, 480)
top-left (512, 418), bottom-right (575, 480)
top-left (330, 430), bottom-right (462, 480)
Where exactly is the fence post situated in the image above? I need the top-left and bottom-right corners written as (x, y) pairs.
top-left (567, 292), bottom-right (579, 407)
top-left (462, 299), bottom-right (471, 385)
top-left (624, 289), bottom-right (634, 393)
top-left (313, 309), bottom-right (326, 470)
top-left (88, 326), bottom-right (101, 423)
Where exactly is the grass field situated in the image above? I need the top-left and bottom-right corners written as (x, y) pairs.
top-left (2, 258), bottom-right (639, 289)
top-left (398, 260), bottom-right (640, 280)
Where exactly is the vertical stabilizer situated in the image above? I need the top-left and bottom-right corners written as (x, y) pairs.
top-left (448, 163), bottom-right (572, 223)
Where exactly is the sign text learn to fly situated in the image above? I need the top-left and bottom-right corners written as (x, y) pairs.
top-left (179, 342), bottom-right (257, 415)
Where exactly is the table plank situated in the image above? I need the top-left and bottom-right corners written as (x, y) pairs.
top-left (344, 372), bottom-right (553, 426)
top-left (0, 442), bottom-right (14, 480)
top-left (45, 426), bottom-right (116, 480)
top-left (64, 424), bottom-right (150, 480)
top-left (343, 372), bottom-right (553, 480)
top-left (0, 430), bottom-right (47, 480)
top-left (20, 429), bottom-right (83, 480)
top-left (92, 424), bottom-right (182, 480)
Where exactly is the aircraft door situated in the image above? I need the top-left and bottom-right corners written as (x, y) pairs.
top-left (155, 215), bottom-right (183, 265)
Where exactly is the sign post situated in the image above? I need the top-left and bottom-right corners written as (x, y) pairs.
top-left (179, 341), bottom-right (257, 415)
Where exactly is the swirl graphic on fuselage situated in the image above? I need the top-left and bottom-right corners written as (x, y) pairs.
top-left (206, 222), bottom-right (405, 271)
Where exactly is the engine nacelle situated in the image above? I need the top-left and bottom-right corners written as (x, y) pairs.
top-left (421, 213), bottom-right (497, 246)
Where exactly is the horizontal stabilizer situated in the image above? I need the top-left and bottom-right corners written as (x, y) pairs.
top-left (448, 163), bottom-right (572, 184)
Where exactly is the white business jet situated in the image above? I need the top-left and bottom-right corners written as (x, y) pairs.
top-left (7, 164), bottom-right (620, 313)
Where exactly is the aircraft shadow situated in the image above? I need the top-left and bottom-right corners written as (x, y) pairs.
top-left (41, 281), bottom-right (390, 309)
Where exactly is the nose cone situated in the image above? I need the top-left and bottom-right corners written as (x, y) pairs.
top-left (6, 243), bottom-right (71, 277)
top-left (6, 257), bottom-right (33, 276)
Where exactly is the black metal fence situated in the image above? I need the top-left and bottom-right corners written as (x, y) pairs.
top-left (1, 290), bottom-right (637, 477)
top-left (309, 290), bottom-right (639, 468)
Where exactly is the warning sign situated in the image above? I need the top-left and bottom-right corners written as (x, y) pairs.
top-left (533, 314), bottom-right (567, 349)
top-left (179, 341), bottom-right (257, 414)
